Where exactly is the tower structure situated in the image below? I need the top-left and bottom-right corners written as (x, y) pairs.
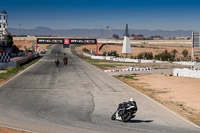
top-left (122, 24), bottom-right (131, 54)
top-left (0, 10), bottom-right (9, 50)
top-left (0, 10), bottom-right (8, 35)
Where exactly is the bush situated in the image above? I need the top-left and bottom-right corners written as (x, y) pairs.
top-left (103, 51), bottom-right (119, 57)
top-left (6, 67), bottom-right (18, 73)
top-left (182, 49), bottom-right (188, 57)
top-left (154, 50), bottom-right (174, 61)
top-left (103, 51), bottom-right (107, 56)
top-left (118, 74), bottom-right (123, 77)
top-left (124, 75), bottom-right (133, 79)
top-left (82, 47), bottom-right (90, 53)
top-left (137, 52), bottom-right (153, 59)
top-left (196, 57), bottom-right (200, 62)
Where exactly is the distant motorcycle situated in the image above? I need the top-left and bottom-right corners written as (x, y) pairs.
top-left (55, 59), bottom-right (59, 67)
top-left (63, 57), bottom-right (68, 66)
top-left (111, 98), bottom-right (137, 122)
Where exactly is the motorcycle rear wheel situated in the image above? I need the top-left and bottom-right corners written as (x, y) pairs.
top-left (122, 112), bottom-right (132, 122)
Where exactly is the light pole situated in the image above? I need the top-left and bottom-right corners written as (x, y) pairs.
top-left (19, 24), bottom-right (21, 41)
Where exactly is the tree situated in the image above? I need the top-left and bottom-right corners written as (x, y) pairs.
top-left (112, 34), bottom-right (119, 40)
top-left (182, 49), bottom-right (188, 57)
top-left (171, 49), bottom-right (178, 58)
top-left (131, 33), bottom-right (136, 37)
top-left (155, 50), bottom-right (174, 61)
top-left (12, 45), bottom-right (20, 53)
top-left (137, 52), bottom-right (153, 59)
top-left (137, 34), bottom-right (144, 38)
top-left (6, 34), bottom-right (13, 48)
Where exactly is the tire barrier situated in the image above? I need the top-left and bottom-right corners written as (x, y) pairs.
top-left (0, 52), bottom-right (10, 63)
top-left (104, 67), bottom-right (152, 73)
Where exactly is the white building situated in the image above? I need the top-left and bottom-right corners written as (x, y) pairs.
top-left (0, 10), bottom-right (8, 33)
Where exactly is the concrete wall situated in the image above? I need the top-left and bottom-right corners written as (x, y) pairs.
top-left (173, 68), bottom-right (200, 78)
top-left (173, 61), bottom-right (196, 66)
top-left (88, 54), bottom-right (163, 63)
top-left (83, 52), bottom-right (92, 57)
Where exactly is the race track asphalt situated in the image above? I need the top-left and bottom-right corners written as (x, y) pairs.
top-left (0, 45), bottom-right (199, 133)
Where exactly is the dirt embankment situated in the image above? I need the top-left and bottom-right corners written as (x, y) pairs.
top-left (13, 40), bottom-right (49, 51)
top-left (77, 44), bottom-right (200, 59)
top-left (116, 74), bottom-right (200, 126)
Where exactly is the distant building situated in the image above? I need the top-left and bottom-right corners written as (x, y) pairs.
top-left (149, 36), bottom-right (163, 40)
top-left (174, 37), bottom-right (191, 40)
top-left (130, 34), bottom-right (144, 40)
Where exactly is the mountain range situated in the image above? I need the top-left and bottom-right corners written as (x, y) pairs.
top-left (7, 27), bottom-right (193, 38)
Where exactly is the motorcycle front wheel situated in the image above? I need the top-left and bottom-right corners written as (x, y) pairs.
top-left (121, 111), bottom-right (132, 122)
top-left (111, 112), bottom-right (116, 120)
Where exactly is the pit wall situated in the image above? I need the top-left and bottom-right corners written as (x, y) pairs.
top-left (173, 68), bottom-right (200, 78)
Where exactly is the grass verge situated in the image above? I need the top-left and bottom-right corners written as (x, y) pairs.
top-left (47, 44), bottom-right (52, 54)
top-left (0, 56), bottom-right (42, 83)
top-left (71, 44), bottom-right (129, 70)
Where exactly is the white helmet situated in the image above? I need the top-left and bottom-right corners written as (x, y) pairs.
top-left (129, 98), bottom-right (135, 102)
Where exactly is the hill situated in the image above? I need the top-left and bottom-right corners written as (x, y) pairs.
top-left (8, 27), bottom-right (192, 38)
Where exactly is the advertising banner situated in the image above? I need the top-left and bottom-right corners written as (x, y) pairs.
top-left (193, 32), bottom-right (200, 48)
top-left (37, 38), bottom-right (64, 44)
top-left (37, 38), bottom-right (97, 45)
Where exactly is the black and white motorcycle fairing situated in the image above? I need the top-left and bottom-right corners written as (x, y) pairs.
top-left (111, 101), bottom-right (137, 122)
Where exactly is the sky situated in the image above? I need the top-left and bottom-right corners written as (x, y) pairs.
top-left (1, 0), bottom-right (200, 30)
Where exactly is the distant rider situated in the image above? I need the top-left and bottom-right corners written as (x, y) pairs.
top-left (118, 98), bottom-right (137, 112)
top-left (63, 57), bottom-right (68, 65)
top-left (55, 59), bottom-right (59, 67)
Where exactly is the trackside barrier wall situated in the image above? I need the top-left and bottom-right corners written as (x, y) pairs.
top-left (173, 61), bottom-right (196, 66)
top-left (173, 68), bottom-right (200, 78)
top-left (16, 54), bottom-right (39, 65)
top-left (0, 52), bottom-right (10, 63)
top-left (83, 53), bottom-right (92, 57)
top-left (84, 53), bottom-right (196, 65)
top-left (0, 54), bottom-right (39, 70)
top-left (89, 54), bottom-right (165, 63)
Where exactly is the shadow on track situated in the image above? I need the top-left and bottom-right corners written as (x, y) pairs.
top-left (128, 120), bottom-right (153, 123)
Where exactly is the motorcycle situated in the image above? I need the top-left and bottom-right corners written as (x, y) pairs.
top-left (111, 100), bottom-right (137, 122)
top-left (63, 57), bottom-right (68, 65)
top-left (55, 59), bottom-right (59, 67)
